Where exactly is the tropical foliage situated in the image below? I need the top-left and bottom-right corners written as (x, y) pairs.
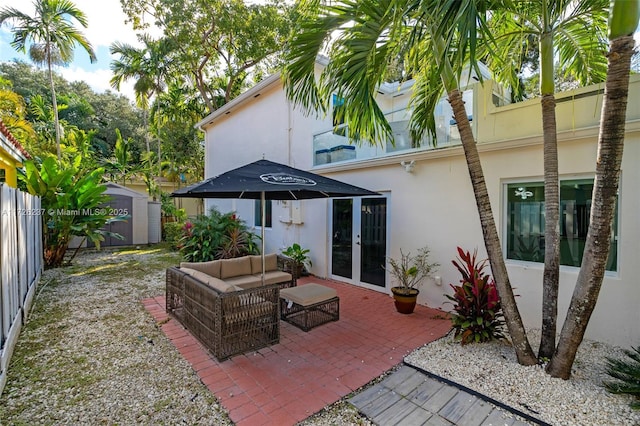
top-left (21, 155), bottom-right (124, 268)
top-left (445, 248), bottom-right (505, 345)
top-left (180, 208), bottom-right (260, 262)
top-left (604, 345), bottom-right (640, 409)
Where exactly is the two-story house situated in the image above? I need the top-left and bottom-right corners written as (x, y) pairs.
top-left (196, 59), bottom-right (640, 346)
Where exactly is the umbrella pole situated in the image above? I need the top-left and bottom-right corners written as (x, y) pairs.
top-left (261, 191), bottom-right (266, 286)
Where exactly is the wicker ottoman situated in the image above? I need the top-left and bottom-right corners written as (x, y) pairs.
top-left (280, 283), bottom-right (340, 331)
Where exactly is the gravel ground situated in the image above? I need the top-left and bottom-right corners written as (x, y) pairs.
top-left (406, 331), bottom-right (640, 426)
top-left (0, 247), bottom-right (636, 425)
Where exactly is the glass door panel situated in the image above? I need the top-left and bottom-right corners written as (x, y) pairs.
top-left (360, 198), bottom-right (386, 287)
top-left (331, 199), bottom-right (353, 278)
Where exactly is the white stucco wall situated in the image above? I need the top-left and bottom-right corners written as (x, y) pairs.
top-left (200, 72), bottom-right (640, 346)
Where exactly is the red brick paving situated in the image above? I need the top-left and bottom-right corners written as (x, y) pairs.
top-left (143, 277), bottom-right (450, 426)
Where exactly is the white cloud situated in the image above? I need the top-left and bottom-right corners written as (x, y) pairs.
top-left (78, 0), bottom-right (140, 48)
top-left (58, 65), bottom-right (136, 101)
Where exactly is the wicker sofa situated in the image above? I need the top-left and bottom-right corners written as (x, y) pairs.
top-left (165, 254), bottom-right (295, 360)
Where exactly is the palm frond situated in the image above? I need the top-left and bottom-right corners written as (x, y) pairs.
top-left (604, 345), bottom-right (640, 409)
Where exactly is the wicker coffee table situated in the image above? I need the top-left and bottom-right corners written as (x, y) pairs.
top-left (280, 283), bottom-right (340, 331)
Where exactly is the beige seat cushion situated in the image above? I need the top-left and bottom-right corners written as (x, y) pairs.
top-left (220, 256), bottom-right (252, 279)
top-left (180, 267), bottom-right (235, 293)
top-left (225, 275), bottom-right (262, 290)
top-left (249, 254), bottom-right (278, 274)
top-left (180, 260), bottom-right (222, 278)
top-left (280, 283), bottom-right (337, 306)
top-left (253, 271), bottom-right (292, 286)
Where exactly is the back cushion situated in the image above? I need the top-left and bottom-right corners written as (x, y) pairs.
top-left (220, 256), bottom-right (252, 279)
top-left (180, 267), bottom-right (235, 293)
top-left (250, 254), bottom-right (278, 274)
top-left (180, 260), bottom-right (221, 278)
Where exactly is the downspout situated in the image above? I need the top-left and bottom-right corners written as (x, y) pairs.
top-left (287, 97), bottom-right (293, 166)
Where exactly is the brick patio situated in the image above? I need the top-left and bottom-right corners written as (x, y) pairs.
top-left (143, 276), bottom-right (451, 425)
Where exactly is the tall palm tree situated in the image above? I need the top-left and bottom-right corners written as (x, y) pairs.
top-left (547, 0), bottom-right (638, 380)
top-left (110, 35), bottom-right (171, 161)
top-left (284, 0), bottom-right (538, 365)
top-left (483, 0), bottom-right (609, 359)
top-left (0, 0), bottom-right (96, 160)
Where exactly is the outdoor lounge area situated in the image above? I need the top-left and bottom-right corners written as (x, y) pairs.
top-left (145, 276), bottom-right (451, 425)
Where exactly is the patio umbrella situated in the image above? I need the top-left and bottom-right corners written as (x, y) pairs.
top-left (172, 159), bottom-right (379, 281)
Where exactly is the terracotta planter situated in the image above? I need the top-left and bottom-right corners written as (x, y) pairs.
top-left (391, 287), bottom-right (419, 314)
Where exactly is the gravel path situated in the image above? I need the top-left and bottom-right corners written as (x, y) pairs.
top-left (0, 247), bottom-right (636, 425)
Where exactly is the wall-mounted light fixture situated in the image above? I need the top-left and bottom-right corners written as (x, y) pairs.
top-left (400, 160), bottom-right (415, 173)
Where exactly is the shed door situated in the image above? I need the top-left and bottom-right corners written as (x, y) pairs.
top-left (88, 195), bottom-right (133, 247)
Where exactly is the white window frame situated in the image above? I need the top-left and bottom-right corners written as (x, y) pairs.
top-left (502, 175), bottom-right (620, 274)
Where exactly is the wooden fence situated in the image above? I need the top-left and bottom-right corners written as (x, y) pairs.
top-left (0, 184), bottom-right (43, 394)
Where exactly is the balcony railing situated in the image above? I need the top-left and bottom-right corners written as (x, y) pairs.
top-left (313, 91), bottom-right (474, 166)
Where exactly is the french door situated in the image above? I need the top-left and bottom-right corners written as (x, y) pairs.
top-left (330, 196), bottom-right (388, 291)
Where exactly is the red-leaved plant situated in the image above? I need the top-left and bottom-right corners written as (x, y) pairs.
top-left (445, 247), bottom-right (505, 345)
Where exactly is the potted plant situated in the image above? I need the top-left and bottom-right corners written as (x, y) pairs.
top-left (281, 243), bottom-right (312, 278)
top-left (386, 247), bottom-right (438, 314)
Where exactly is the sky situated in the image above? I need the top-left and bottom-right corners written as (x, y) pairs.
top-left (0, 0), bottom-right (148, 100)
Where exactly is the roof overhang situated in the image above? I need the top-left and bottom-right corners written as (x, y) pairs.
top-left (0, 121), bottom-right (29, 163)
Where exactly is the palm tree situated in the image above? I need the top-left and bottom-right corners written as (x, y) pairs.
top-left (283, 0), bottom-right (538, 365)
top-left (546, 0), bottom-right (639, 380)
top-left (151, 82), bottom-right (205, 188)
top-left (110, 35), bottom-right (171, 163)
top-left (0, 0), bottom-right (96, 160)
top-left (483, 0), bottom-right (609, 359)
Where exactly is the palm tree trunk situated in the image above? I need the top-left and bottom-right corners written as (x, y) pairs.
top-left (143, 107), bottom-right (151, 156)
top-left (449, 89), bottom-right (538, 366)
top-left (547, 34), bottom-right (635, 379)
top-left (539, 94), bottom-right (560, 359)
top-left (538, 15), bottom-right (561, 360)
top-left (48, 57), bottom-right (62, 160)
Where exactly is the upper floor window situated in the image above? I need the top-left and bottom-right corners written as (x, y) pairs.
top-left (505, 178), bottom-right (618, 271)
top-left (254, 199), bottom-right (272, 228)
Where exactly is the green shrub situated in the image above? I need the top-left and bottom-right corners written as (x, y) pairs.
top-left (444, 247), bottom-right (505, 345)
top-left (180, 208), bottom-right (260, 262)
top-left (604, 345), bottom-right (640, 409)
top-left (163, 221), bottom-right (186, 250)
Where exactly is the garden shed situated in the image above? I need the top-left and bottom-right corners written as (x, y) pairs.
top-left (88, 183), bottom-right (149, 247)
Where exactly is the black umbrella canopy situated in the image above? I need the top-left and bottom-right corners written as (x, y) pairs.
top-left (172, 159), bottom-right (379, 284)
top-left (171, 159), bottom-right (379, 200)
